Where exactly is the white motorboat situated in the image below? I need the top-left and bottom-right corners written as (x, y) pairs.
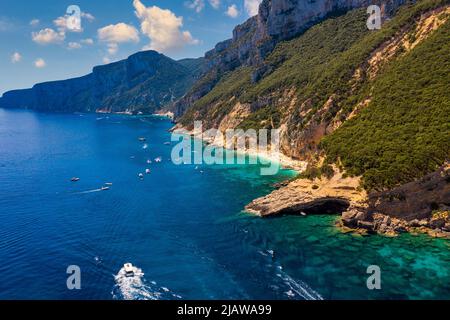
top-left (123, 263), bottom-right (135, 277)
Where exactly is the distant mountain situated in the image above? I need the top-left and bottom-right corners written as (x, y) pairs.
top-left (0, 50), bottom-right (205, 114)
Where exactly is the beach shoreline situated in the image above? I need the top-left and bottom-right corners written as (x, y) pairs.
top-left (171, 126), bottom-right (308, 173)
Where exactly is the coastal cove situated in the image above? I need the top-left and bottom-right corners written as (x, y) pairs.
top-left (0, 109), bottom-right (449, 300)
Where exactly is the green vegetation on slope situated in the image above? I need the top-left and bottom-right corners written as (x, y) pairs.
top-left (181, 8), bottom-right (372, 128)
top-left (180, 0), bottom-right (450, 191)
top-left (322, 19), bottom-right (450, 191)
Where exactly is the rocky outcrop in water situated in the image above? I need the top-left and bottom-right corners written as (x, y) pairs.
top-left (246, 164), bottom-right (450, 238)
top-left (246, 169), bottom-right (367, 217)
top-left (0, 51), bottom-right (204, 114)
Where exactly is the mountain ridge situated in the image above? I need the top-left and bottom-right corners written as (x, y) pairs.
top-left (172, 0), bottom-right (407, 117)
top-left (0, 50), bottom-right (205, 114)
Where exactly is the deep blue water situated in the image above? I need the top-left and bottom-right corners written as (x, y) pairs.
top-left (0, 109), bottom-right (449, 300)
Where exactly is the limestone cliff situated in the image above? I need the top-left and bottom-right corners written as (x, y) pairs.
top-left (173, 0), bottom-right (406, 117)
top-left (176, 0), bottom-right (450, 235)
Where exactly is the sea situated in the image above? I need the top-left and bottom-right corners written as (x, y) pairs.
top-left (0, 109), bottom-right (449, 300)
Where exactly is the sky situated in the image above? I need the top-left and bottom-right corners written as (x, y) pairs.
top-left (0, 0), bottom-right (263, 95)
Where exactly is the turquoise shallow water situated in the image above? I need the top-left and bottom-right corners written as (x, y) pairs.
top-left (0, 109), bottom-right (449, 300)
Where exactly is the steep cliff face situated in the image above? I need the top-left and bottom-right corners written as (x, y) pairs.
top-left (0, 51), bottom-right (204, 114)
top-left (173, 0), bottom-right (406, 116)
top-left (179, 0), bottom-right (450, 191)
top-left (187, 0), bottom-right (447, 232)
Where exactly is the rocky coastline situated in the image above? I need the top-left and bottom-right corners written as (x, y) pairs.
top-left (171, 125), bottom-right (308, 172)
top-left (246, 163), bottom-right (450, 239)
top-left (173, 120), bottom-right (450, 239)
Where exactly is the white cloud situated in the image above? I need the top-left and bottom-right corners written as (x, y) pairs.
top-left (54, 16), bottom-right (83, 33)
top-left (98, 23), bottom-right (139, 59)
top-left (53, 16), bottom-right (70, 32)
top-left (133, 0), bottom-right (199, 54)
top-left (81, 12), bottom-right (95, 22)
top-left (107, 43), bottom-right (119, 55)
top-left (53, 11), bottom-right (93, 33)
top-left (11, 52), bottom-right (22, 63)
top-left (32, 28), bottom-right (65, 44)
top-left (34, 58), bottom-right (46, 68)
top-left (226, 5), bottom-right (239, 18)
top-left (244, 0), bottom-right (262, 16)
top-left (187, 0), bottom-right (205, 13)
top-left (209, 0), bottom-right (220, 9)
top-left (81, 38), bottom-right (94, 45)
top-left (30, 19), bottom-right (40, 27)
top-left (68, 42), bottom-right (82, 50)
top-left (98, 23), bottom-right (140, 44)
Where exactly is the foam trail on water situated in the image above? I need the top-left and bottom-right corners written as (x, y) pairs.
top-left (74, 189), bottom-right (103, 194)
top-left (275, 266), bottom-right (323, 300)
top-left (259, 250), bottom-right (323, 300)
top-left (112, 265), bottom-right (181, 300)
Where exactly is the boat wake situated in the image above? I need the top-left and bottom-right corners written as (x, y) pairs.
top-left (112, 265), bottom-right (181, 300)
top-left (259, 250), bottom-right (323, 300)
top-left (74, 188), bottom-right (103, 194)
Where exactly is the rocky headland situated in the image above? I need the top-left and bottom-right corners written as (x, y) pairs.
top-left (246, 164), bottom-right (450, 238)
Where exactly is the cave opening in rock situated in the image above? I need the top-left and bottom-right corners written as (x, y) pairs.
top-left (279, 198), bottom-right (351, 216)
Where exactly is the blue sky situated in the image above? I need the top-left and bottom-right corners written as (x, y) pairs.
top-left (0, 0), bottom-right (262, 95)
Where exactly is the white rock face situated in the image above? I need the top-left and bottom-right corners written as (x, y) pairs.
top-left (175, 0), bottom-right (405, 116)
top-left (254, 0), bottom-right (405, 58)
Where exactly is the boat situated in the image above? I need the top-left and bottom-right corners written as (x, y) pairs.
top-left (105, 183), bottom-right (113, 186)
top-left (138, 137), bottom-right (146, 142)
top-left (101, 186), bottom-right (110, 191)
top-left (71, 177), bottom-right (80, 182)
top-left (145, 169), bottom-right (151, 174)
top-left (123, 263), bottom-right (135, 277)
top-left (146, 159), bottom-right (152, 164)
top-left (138, 173), bottom-right (144, 179)
top-left (164, 142), bottom-right (171, 145)
top-left (154, 157), bottom-right (162, 163)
